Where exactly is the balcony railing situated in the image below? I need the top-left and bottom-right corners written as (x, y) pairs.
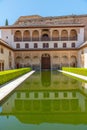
top-left (41, 37), bottom-right (50, 41)
top-left (14, 37), bottom-right (22, 42)
top-left (61, 37), bottom-right (68, 41)
top-left (14, 37), bottom-right (77, 42)
top-left (23, 38), bottom-right (31, 41)
top-left (69, 37), bottom-right (77, 41)
top-left (52, 37), bottom-right (60, 41)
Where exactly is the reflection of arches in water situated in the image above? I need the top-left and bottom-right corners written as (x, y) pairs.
top-left (41, 71), bottom-right (51, 87)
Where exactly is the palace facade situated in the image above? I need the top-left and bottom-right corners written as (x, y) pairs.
top-left (0, 14), bottom-right (87, 70)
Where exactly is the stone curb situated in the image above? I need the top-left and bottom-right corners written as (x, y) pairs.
top-left (0, 70), bottom-right (35, 101)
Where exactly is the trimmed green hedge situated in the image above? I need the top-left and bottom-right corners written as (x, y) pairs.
top-left (62, 67), bottom-right (87, 76)
top-left (0, 68), bottom-right (31, 85)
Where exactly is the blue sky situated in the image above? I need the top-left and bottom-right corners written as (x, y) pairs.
top-left (0, 0), bottom-right (87, 25)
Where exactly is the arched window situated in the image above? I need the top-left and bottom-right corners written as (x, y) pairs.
top-left (23, 30), bottom-right (30, 41)
top-left (41, 34), bottom-right (50, 41)
top-left (14, 30), bottom-right (22, 41)
top-left (61, 30), bottom-right (68, 41)
top-left (70, 30), bottom-right (77, 40)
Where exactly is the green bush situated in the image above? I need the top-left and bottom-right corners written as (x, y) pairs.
top-left (0, 68), bottom-right (31, 85)
top-left (62, 67), bottom-right (87, 76)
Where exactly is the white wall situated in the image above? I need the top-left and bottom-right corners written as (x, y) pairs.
top-left (84, 48), bottom-right (87, 68)
top-left (1, 29), bottom-right (13, 47)
top-left (78, 28), bottom-right (84, 46)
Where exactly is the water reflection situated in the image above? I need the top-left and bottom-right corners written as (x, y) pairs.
top-left (0, 71), bottom-right (87, 125)
top-left (41, 71), bottom-right (51, 87)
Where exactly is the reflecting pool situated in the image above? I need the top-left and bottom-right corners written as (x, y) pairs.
top-left (0, 71), bottom-right (87, 130)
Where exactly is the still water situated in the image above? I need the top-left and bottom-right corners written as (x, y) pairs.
top-left (0, 71), bottom-right (87, 130)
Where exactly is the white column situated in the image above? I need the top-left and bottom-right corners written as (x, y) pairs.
top-left (84, 48), bottom-right (87, 68)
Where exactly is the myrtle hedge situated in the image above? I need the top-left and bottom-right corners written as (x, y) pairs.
top-left (62, 67), bottom-right (87, 76)
top-left (0, 68), bottom-right (31, 85)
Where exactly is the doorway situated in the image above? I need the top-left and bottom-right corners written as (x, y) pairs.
top-left (41, 54), bottom-right (51, 70)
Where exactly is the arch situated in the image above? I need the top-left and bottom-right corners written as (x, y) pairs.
top-left (70, 29), bottom-right (77, 40)
top-left (16, 56), bottom-right (23, 68)
top-left (14, 30), bottom-right (22, 41)
top-left (70, 56), bottom-right (77, 67)
top-left (41, 54), bottom-right (51, 69)
top-left (32, 30), bottom-right (39, 41)
top-left (24, 56), bottom-right (30, 67)
top-left (23, 30), bottom-right (30, 41)
top-left (41, 29), bottom-right (50, 41)
top-left (52, 30), bottom-right (59, 41)
top-left (80, 51), bottom-right (84, 67)
top-left (61, 30), bottom-right (68, 41)
top-left (41, 34), bottom-right (50, 41)
top-left (62, 56), bottom-right (68, 67)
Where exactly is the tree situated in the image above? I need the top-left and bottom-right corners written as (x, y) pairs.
top-left (5, 19), bottom-right (8, 26)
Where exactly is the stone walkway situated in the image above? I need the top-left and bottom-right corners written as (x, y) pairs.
top-left (0, 70), bottom-right (35, 101)
top-left (58, 70), bottom-right (87, 81)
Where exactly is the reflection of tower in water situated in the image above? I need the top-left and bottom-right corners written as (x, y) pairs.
top-left (41, 71), bottom-right (51, 87)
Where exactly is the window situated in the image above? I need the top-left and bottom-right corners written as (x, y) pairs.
top-left (25, 43), bottom-right (29, 48)
top-left (43, 43), bottom-right (45, 48)
top-left (46, 43), bottom-right (49, 48)
top-left (1, 48), bottom-right (4, 53)
top-left (9, 61), bottom-right (12, 68)
top-left (16, 43), bottom-right (20, 48)
top-left (44, 92), bottom-right (49, 98)
top-left (17, 92), bottom-right (21, 98)
top-left (34, 43), bottom-right (38, 48)
top-left (9, 51), bottom-right (11, 56)
top-left (72, 42), bottom-right (75, 48)
top-left (55, 92), bottom-right (59, 97)
top-left (34, 92), bottom-right (38, 98)
top-left (54, 43), bottom-right (58, 48)
top-left (63, 43), bottom-right (66, 48)
top-left (72, 92), bottom-right (76, 97)
top-left (64, 92), bottom-right (67, 97)
top-left (43, 43), bottom-right (49, 48)
top-left (26, 92), bottom-right (29, 98)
